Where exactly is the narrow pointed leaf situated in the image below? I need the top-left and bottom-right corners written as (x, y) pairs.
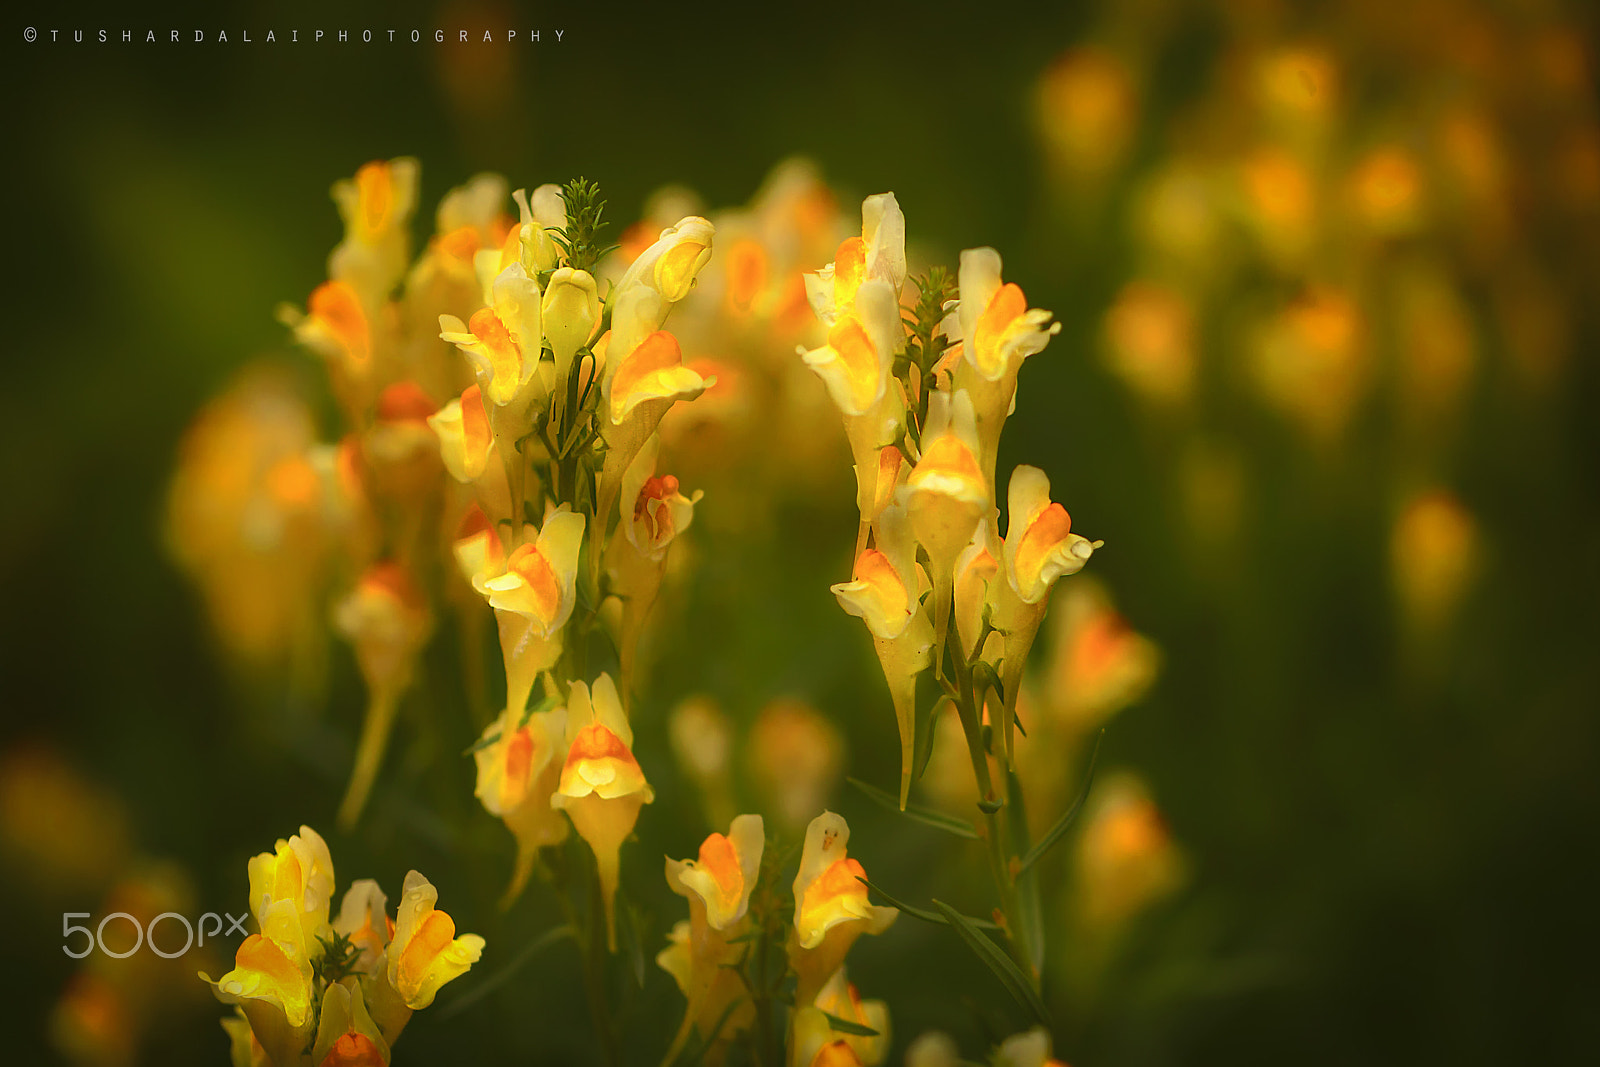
top-left (931, 900), bottom-right (1048, 1024)
top-left (855, 876), bottom-right (1000, 930)
top-left (847, 776), bottom-right (977, 839)
top-left (1016, 729), bottom-right (1104, 875)
top-left (821, 1011), bottom-right (880, 1037)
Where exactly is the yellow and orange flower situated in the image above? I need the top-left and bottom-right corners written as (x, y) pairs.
top-left (472, 701), bottom-right (571, 904)
top-left (472, 506), bottom-right (586, 716)
top-left (952, 249), bottom-right (1060, 487)
top-left (659, 815), bottom-right (765, 1060)
top-left (788, 813), bottom-right (896, 1003)
top-left (831, 501), bottom-right (933, 806)
top-left (385, 871), bottom-right (485, 1010)
top-left (995, 465), bottom-right (1100, 756)
top-left (552, 674), bottom-right (655, 949)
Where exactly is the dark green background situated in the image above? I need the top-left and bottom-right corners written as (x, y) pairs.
top-left (5, 0), bottom-right (1598, 1064)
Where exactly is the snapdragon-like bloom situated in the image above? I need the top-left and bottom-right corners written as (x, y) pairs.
top-left (904, 389), bottom-right (992, 664)
top-left (386, 871), bottom-right (486, 1010)
top-left (788, 813), bottom-right (896, 1003)
top-left (952, 248), bottom-right (1061, 488)
top-left (472, 701), bottom-right (571, 906)
top-left (659, 814), bottom-right (764, 1060)
top-left (994, 466), bottom-right (1100, 757)
top-left (309, 980), bottom-right (390, 1067)
top-left (329, 158), bottom-right (420, 309)
top-left (472, 506), bottom-right (586, 718)
top-left (438, 260), bottom-right (547, 427)
top-left (831, 501), bottom-right (933, 807)
top-left (801, 277), bottom-right (906, 530)
top-left (615, 215), bottom-right (716, 304)
top-left (334, 563), bottom-right (433, 828)
top-left (802, 967), bottom-right (890, 1066)
top-left (552, 674), bottom-right (655, 949)
top-left (608, 433), bottom-right (701, 699)
top-left (803, 193), bottom-right (907, 327)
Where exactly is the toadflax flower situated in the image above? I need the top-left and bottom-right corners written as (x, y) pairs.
top-left (328, 158), bottom-right (420, 311)
top-left (830, 500), bottom-right (933, 807)
top-left (788, 812), bottom-right (896, 1004)
top-left (904, 388), bottom-right (992, 668)
top-left (608, 432), bottom-right (701, 702)
top-left (334, 562), bottom-right (434, 829)
top-left (204, 827), bottom-right (482, 1066)
top-left (438, 258), bottom-right (548, 435)
top-left (790, 967), bottom-right (891, 1067)
top-left (658, 814), bottom-right (764, 1061)
top-left (472, 700), bottom-right (571, 907)
top-left (552, 673), bottom-right (655, 950)
top-left (471, 506), bottom-right (586, 719)
top-left (951, 248), bottom-right (1061, 492)
top-left (993, 466), bottom-right (1100, 759)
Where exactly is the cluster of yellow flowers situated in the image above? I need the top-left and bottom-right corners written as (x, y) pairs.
top-left (161, 155), bottom-right (1178, 1066)
top-left (203, 827), bottom-right (481, 1066)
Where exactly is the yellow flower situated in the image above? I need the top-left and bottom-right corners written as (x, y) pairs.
top-left (659, 815), bottom-right (765, 1060)
top-left (1041, 578), bottom-right (1160, 733)
top-left (428, 384), bottom-right (494, 484)
top-left (386, 871), bottom-right (485, 1010)
top-left (615, 215), bottom-right (716, 304)
top-left (472, 506), bottom-right (586, 717)
top-left (803, 193), bottom-right (906, 325)
top-left (472, 702), bottom-right (571, 905)
top-left (800, 277), bottom-right (906, 526)
top-left (329, 157), bottom-right (420, 306)
top-left (668, 813), bottom-right (764, 933)
top-left (831, 501), bottom-right (933, 806)
top-left (995, 1027), bottom-right (1069, 1067)
top-left (952, 249), bottom-right (1060, 486)
top-left (746, 699), bottom-right (845, 833)
top-left (1390, 489), bottom-right (1479, 637)
top-left (203, 897), bottom-right (316, 1066)
top-left (808, 967), bottom-right (891, 1066)
top-left (332, 878), bottom-right (392, 976)
top-left (310, 980), bottom-right (391, 1067)
top-left (1074, 774), bottom-right (1183, 930)
top-left (286, 280), bottom-right (373, 382)
top-left (334, 563), bottom-right (434, 829)
top-left (905, 388), bottom-right (992, 665)
top-left (788, 813), bottom-right (896, 1003)
top-left (246, 825), bottom-right (336, 944)
top-left (995, 465), bottom-right (1100, 758)
top-left (542, 266), bottom-right (601, 416)
top-left (438, 261), bottom-right (545, 416)
top-left (668, 696), bottom-right (736, 829)
top-left (552, 674), bottom-right (655, 949)
top-left (511, 184), bottom-right (566, 276)
top-left (609, 433), bottom-right (701, 698)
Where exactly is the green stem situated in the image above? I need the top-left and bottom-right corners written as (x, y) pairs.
top-left (946, 628), bottom-right (1034, 986)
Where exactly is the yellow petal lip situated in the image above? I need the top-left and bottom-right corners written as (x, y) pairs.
top-left (388, 870), bottom-right (484, 1010)
top-left (668, 813), bottom-right (765, 931)
top-left (1004, 465), bottom-right (1101, 602)
top-left (830, 549), bottom-right (911, 640)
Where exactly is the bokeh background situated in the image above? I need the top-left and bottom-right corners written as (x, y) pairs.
top-left (5, 0), bottom-right (1599, 1064)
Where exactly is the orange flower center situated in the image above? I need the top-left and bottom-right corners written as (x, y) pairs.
top-left (825, 313), bottom-right (880, 412)
top-left (832, 236), bottom-right (867, 307)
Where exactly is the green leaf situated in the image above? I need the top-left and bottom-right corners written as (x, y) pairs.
top-left (931, 900), bottom-right (1048, 1024)
top-left (821, 1011), bottom-right (880, 1037)
top-left (847, 776), bottom-right (978, 839)
top-left (1016, 729), bottom-right (1104, 875)
top-left (855, 876), bottom-right (1001, 930)
top-left (461, 730), bottom-right (501, 756)
top-left (518, 693), bottom-right (561, 730)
